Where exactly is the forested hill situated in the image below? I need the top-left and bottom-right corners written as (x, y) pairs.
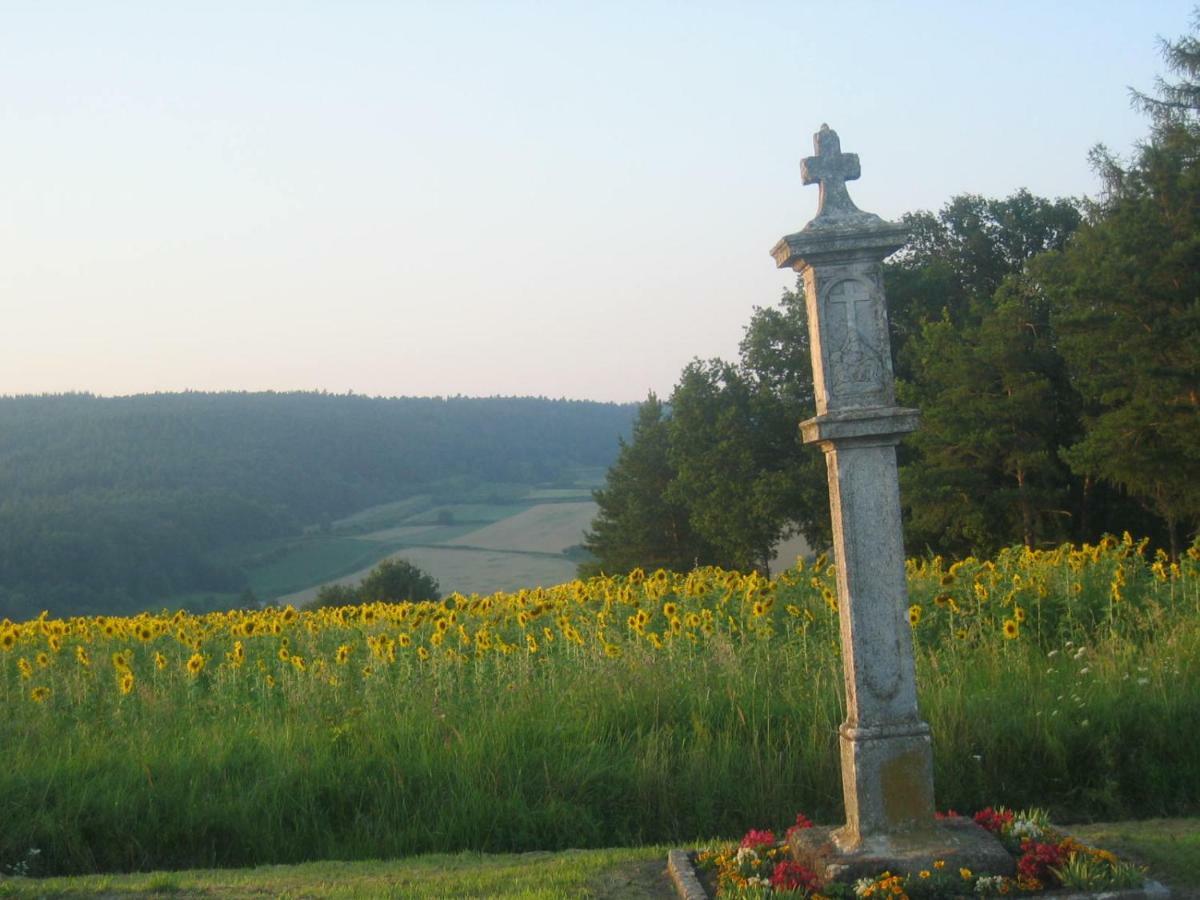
top-left (0, 392), bottom-right (635, 618)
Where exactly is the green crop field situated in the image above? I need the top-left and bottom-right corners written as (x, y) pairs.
top-left (2, 534), bottom-right (1198, 879)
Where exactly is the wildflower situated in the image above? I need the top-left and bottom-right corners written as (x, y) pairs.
top-left (740, 829), bottom-right (776, 851)
top-left (908, 605), bottom-right (922, 626)
top-left (30, 686), bottom-right (51, 703)
top-left (973, 807), bottom-right (1013, 834)
top-left (771, 860), bottom-right (822, 893)
top-left (1002, 619), bottom-right (1019, 639)
top-left (186, 653), bottom-right (206, 676)
top-left (960, 867), bottom-right (973, 879)
top-left (919, 870), bottom-right (931, 879)
top-left (119, 672), bottom-right (135, 695)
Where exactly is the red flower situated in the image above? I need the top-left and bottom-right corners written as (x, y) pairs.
top-left (785, 812), bottom-right (815, 840)
top-left (1017, 839), bottom-right (1065, 886)
top-left (740, 828), bottom-right (777, 850)
top-left (934, 809), bottom-right (961, 819)
top-left (771, 860), bottom-right (823, 893)
top-left (973, 807), bottom-right (1014, 833)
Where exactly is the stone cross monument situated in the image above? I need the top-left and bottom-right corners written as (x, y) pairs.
top-left (772, 126), bottom-right (1011, 878)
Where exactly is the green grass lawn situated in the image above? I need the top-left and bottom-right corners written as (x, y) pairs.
top-left (2, 822), bottom-right (1196, 898)
top-left (0, 847), bottom-right (673, 899)
top-left (1072, 819), bottom-right (1200, 894)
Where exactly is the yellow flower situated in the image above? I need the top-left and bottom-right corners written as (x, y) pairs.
top-left (30, 686), bottom-right (51, 703)
top-left (526, 634), bottom-right (538, 654)
top-left (18, 658), bottom-right (33, 679)
top-left (119, 672), bottom-right (135, 695)
top-left (933, 860), bottom-right (945, 870)
top-left (919, 870), bottom-right (931, 879)
top-left (335, 645), bottom-right (352, 665)
top-left (75, 645), bottom-right (91, 667)
top-left (154, 652), bottom-right (167, 670)
top-left (908, 605), bottom-right (922, 626)
top-left (0, 630), bottom-right (15, 652)
top-left (960, 868), bottom-right (973, 880)
top-left (1002, 619), bottom-right (1019, 639)
top-left (186, 653), bottom-right (206, 676)
top-left (603, 643), bottom-right (621, 659)
top-left (1013, 606), bottom-right (1026, 624)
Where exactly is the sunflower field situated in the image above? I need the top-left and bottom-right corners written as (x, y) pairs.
top-left (3, 534), bottom-right (1199, 875)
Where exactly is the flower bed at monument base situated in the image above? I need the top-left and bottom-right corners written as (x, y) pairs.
top-left (694, 808), bottom-right (1151, 898)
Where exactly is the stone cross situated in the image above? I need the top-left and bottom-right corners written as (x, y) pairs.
top-left (801, 124), bottom-right (863, 222)
top-left (771, 127), bottom-right (1012, 879)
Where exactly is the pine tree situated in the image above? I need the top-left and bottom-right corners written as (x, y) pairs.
top-left (581, 394), bottom-right (710, 575)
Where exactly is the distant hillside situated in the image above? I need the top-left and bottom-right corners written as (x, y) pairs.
top-left (0, 392), bottom-right (635, 618)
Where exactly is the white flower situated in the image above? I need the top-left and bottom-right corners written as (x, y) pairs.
top-left (735, 846), bottom-right (758, 866)
top-left (1138, 677), bottom-right (1150, 685)
top-left (855, 877), bottom-right (878, 896)
top-left (1047, 649), bottom-right (1059, 658)
top-left (748, 875), bottom-right (772, 888)
top-left (976, 875), bottom-right (1008, 895)
top-left (1079, 666), bottom-right (1090, 674)
top-left (1010, 819), bottom-right (1043, 841)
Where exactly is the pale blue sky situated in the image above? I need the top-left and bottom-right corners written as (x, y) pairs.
top-left (1, 1), bottom-right (1191, 402)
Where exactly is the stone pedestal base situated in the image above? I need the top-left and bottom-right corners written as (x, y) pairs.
top-left (790, 817), bottom-right (1016, 883)
top-left (838, 722), bottom-right (935, 839)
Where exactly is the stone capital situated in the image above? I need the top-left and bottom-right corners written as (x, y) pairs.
top-left (800, 406), bottom-right (919, 446)
top-left (772, 220), bottom-right (908, 271)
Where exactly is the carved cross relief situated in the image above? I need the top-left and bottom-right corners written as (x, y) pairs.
top-left (823, 277), bottom-right (887, 404)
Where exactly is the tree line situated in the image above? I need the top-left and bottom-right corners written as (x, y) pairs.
top-left (0, 392), bottom-right (634, 618)
top-left (584, 21), bottom-right (1200, 572)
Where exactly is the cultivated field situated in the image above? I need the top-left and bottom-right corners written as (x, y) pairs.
top-left (3, 535), bottom-right (1198, 876)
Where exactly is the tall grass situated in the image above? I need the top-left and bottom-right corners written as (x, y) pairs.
top-left (2, 534), bottom-right (1197, 875)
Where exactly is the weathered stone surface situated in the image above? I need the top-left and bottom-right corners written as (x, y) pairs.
top-left (790, 818), bottom-right (1016, 883)
top-left (772, 125), bottom-right (965, 861)
top-left (667, 849), bottom-right (709, 900)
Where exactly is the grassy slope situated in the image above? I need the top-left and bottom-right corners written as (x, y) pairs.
top-left (0, 847), bottom-right (673, 899)
top-left (2, 821), bottom-right (1197, 898)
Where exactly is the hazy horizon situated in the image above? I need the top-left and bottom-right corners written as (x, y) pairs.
top-left (3, 1), bottom-right (1192, 404)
